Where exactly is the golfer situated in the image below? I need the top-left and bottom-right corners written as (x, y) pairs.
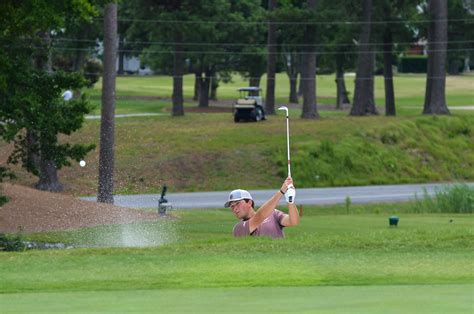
top-left (225, 177), bottom-right (299, 238)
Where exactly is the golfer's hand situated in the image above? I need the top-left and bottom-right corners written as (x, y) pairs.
top-left (280, 177), bottom-right (293, 193)
top-left (285, 184), bottom-right (296, 204)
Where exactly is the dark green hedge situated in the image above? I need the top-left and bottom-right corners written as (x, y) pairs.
top-left (398, 55), bottom-right (427, 73)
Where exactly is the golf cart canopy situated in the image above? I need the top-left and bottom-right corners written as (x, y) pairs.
top-left (238, 87), bottom-right (261, 92)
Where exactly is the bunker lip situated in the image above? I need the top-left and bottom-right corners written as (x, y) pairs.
top-left (0, 183), bottom-right (159, 234)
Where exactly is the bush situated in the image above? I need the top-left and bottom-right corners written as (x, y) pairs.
top-left (0, 233), bottom-right (26, 252)
top-left (413, 184), bottom-right (474, 213)
top-left (0, 165), bottom-right (14, 206)
top-left (398, 55), bottom-right (427, 73)
top-left (83, 59), bottom-right (103, 88)
top-left (0, 195), bottom-right (8, 206)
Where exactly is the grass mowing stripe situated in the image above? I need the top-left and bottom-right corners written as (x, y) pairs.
top-left (1, 249), bottom-right (472, 292)
top-left (0, 284), bottom-right (472, 313)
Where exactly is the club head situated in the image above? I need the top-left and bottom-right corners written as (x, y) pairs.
top-left (278, 106), bottom-right (289, 115)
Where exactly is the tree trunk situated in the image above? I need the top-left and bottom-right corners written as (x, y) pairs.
top-left (74, 49), bottom-right (87, 72)
top-left (172, 32), bottom-right (184, 116)
top-left (383, 27), bottom-right (396, 116)
top-left (98, 3), bottom-right (117, 204)
top-left (464, 53), bottom-right (470, 73)
top-left (301, 0), bottom-right (319, 119)
top-left (117, 35), bottom-right (125, 75)
top-left (265, 0), bottom-right (277, 115)
top-left (36, 160), bottom-right (63, 192)
top-left (285, 52), bottom-right (299, 104)
top-left (335, 65), bottom-right (350, 110)
top-left (423, 0), bottom-right (449, 115)
top-left (289, 73), bottom-right (298, 103)
top-left (32, 31), bottom-right (64, 191)
top-left (350, 0), bottom-right (378, 116)
top-left (193, 72), bottom-right (200, 101)
top-left (26, 131), bottom-right (41, 173)
top-left (297, 59), bottom-right (305, 97)
top-left (335, 54), bottom-right (351, 109)
top-left (210, 76), bottom-right (218, 100)
top-left (249, 77), bottom-right (261, 88)
top-left (198, 71), bottom-right (211, 107)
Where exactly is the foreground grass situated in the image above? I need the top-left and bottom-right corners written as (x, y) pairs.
top-left (1, 209), bottom-right (472, 292)
top-left (0, 205), bottom-right (472, 312)
top-left (1, 285), bottom-right (472, 313)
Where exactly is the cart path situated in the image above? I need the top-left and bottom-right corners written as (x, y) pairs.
top-left (80, 182), bottom-right (474, 209)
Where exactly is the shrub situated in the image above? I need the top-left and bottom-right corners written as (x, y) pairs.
top-left (83, 58), bottom-right (103, 88)
top-left (0, 233), bottom-right (26, 252)
top-left (398, 55), bottom-right (427, 73)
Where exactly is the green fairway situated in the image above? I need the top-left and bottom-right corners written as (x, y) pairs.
top-left (1, 284), bottom-right (472, 313)
top-left (88, 73), bottom-right (474, 111)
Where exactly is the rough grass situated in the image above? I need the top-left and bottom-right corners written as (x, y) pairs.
top-left (0, 208), bottom-right (472, 293)
top-left (3, 113), bottom-right (473, 196)
top-left (1, 203), bottom-right (471, 312)
top-left (413, 183), bottom-right (474, 214)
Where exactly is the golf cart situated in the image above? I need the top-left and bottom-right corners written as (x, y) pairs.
top-left (233, 87), bottom-right (266, 122)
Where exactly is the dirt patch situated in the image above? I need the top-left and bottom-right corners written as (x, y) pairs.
top-left (0, 183), bottom-right (158, 234)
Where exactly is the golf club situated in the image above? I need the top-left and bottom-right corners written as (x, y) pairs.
top-left (278, 106), bottom-right (295, 203)
top-left (278, 106), bottom-right (291, 177)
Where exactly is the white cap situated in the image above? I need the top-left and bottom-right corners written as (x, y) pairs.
top-left (224, 189), bottom-right (253, 208)
top-left (62, 90), bottom-right (73, 101)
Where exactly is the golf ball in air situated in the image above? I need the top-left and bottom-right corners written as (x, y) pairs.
top-left (79, 160), bottom-right (86, 167)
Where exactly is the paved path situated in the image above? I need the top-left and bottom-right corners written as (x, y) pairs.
top-left (85, 113), bottom-right (164, 120)
top-left (81, 182), bottom-right (474, 209)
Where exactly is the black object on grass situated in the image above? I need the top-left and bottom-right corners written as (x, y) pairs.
top-left (158, 185), bottom-right (171, 216)
top-left (389, 215), bottom-right (399, 227)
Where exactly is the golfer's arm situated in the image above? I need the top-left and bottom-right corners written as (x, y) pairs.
top-left (249, 191), bottom-right (283, 232)
top-left (281, 203), bottom-right (299, 227)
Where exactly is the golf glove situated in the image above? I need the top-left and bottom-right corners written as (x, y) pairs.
top-left (285, 184), bottom-right (296, 204)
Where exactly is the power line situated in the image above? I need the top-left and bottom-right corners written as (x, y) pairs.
top-left (47, 69), bottom-right (469, 82)
top-left (52, 37), bottom-right (474, 48)
top-left (50, 46), bottom-right (474, 56)
top-left (103, 17), bottom-right (474, 26)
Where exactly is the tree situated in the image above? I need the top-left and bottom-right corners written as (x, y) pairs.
top-left (265, 0), bottom-right (278, 115)
top-left (97, 2), bottom-right (117, 203)
top-left (274, 1), bottom-right (306, 104)
top-left (300, 0), bottom-right (319, 119)
top-left (350, 0), bottom-right (378, 116)
top-left (446, 0), bottom-right (474, 74)
top-left (0, 0), bottom-right (96, 192)
top-left (423, 0), bottom-right (450, 114)
top-left (128, 0), bottom-right (258, 109)
top-left (314, 0), bottom-right (357, 110)
top-left (235, 4), bottom-right (267, 89)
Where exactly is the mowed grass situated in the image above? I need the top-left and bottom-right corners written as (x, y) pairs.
top-left (1, 285), bottom-right (472, 313)
top-left (0, 206), bottom-right (472, 312)
top-left (88, 73), bottom-right (474, 110)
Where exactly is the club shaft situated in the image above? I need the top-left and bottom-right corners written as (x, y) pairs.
top-left (285, 113), bottom-right (291, 177)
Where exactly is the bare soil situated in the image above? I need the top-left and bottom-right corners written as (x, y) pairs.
top-left (0, 183), bottom-right (158, 234)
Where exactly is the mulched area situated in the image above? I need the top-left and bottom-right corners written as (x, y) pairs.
top-left (0, 183), bottom-right (158, 234)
